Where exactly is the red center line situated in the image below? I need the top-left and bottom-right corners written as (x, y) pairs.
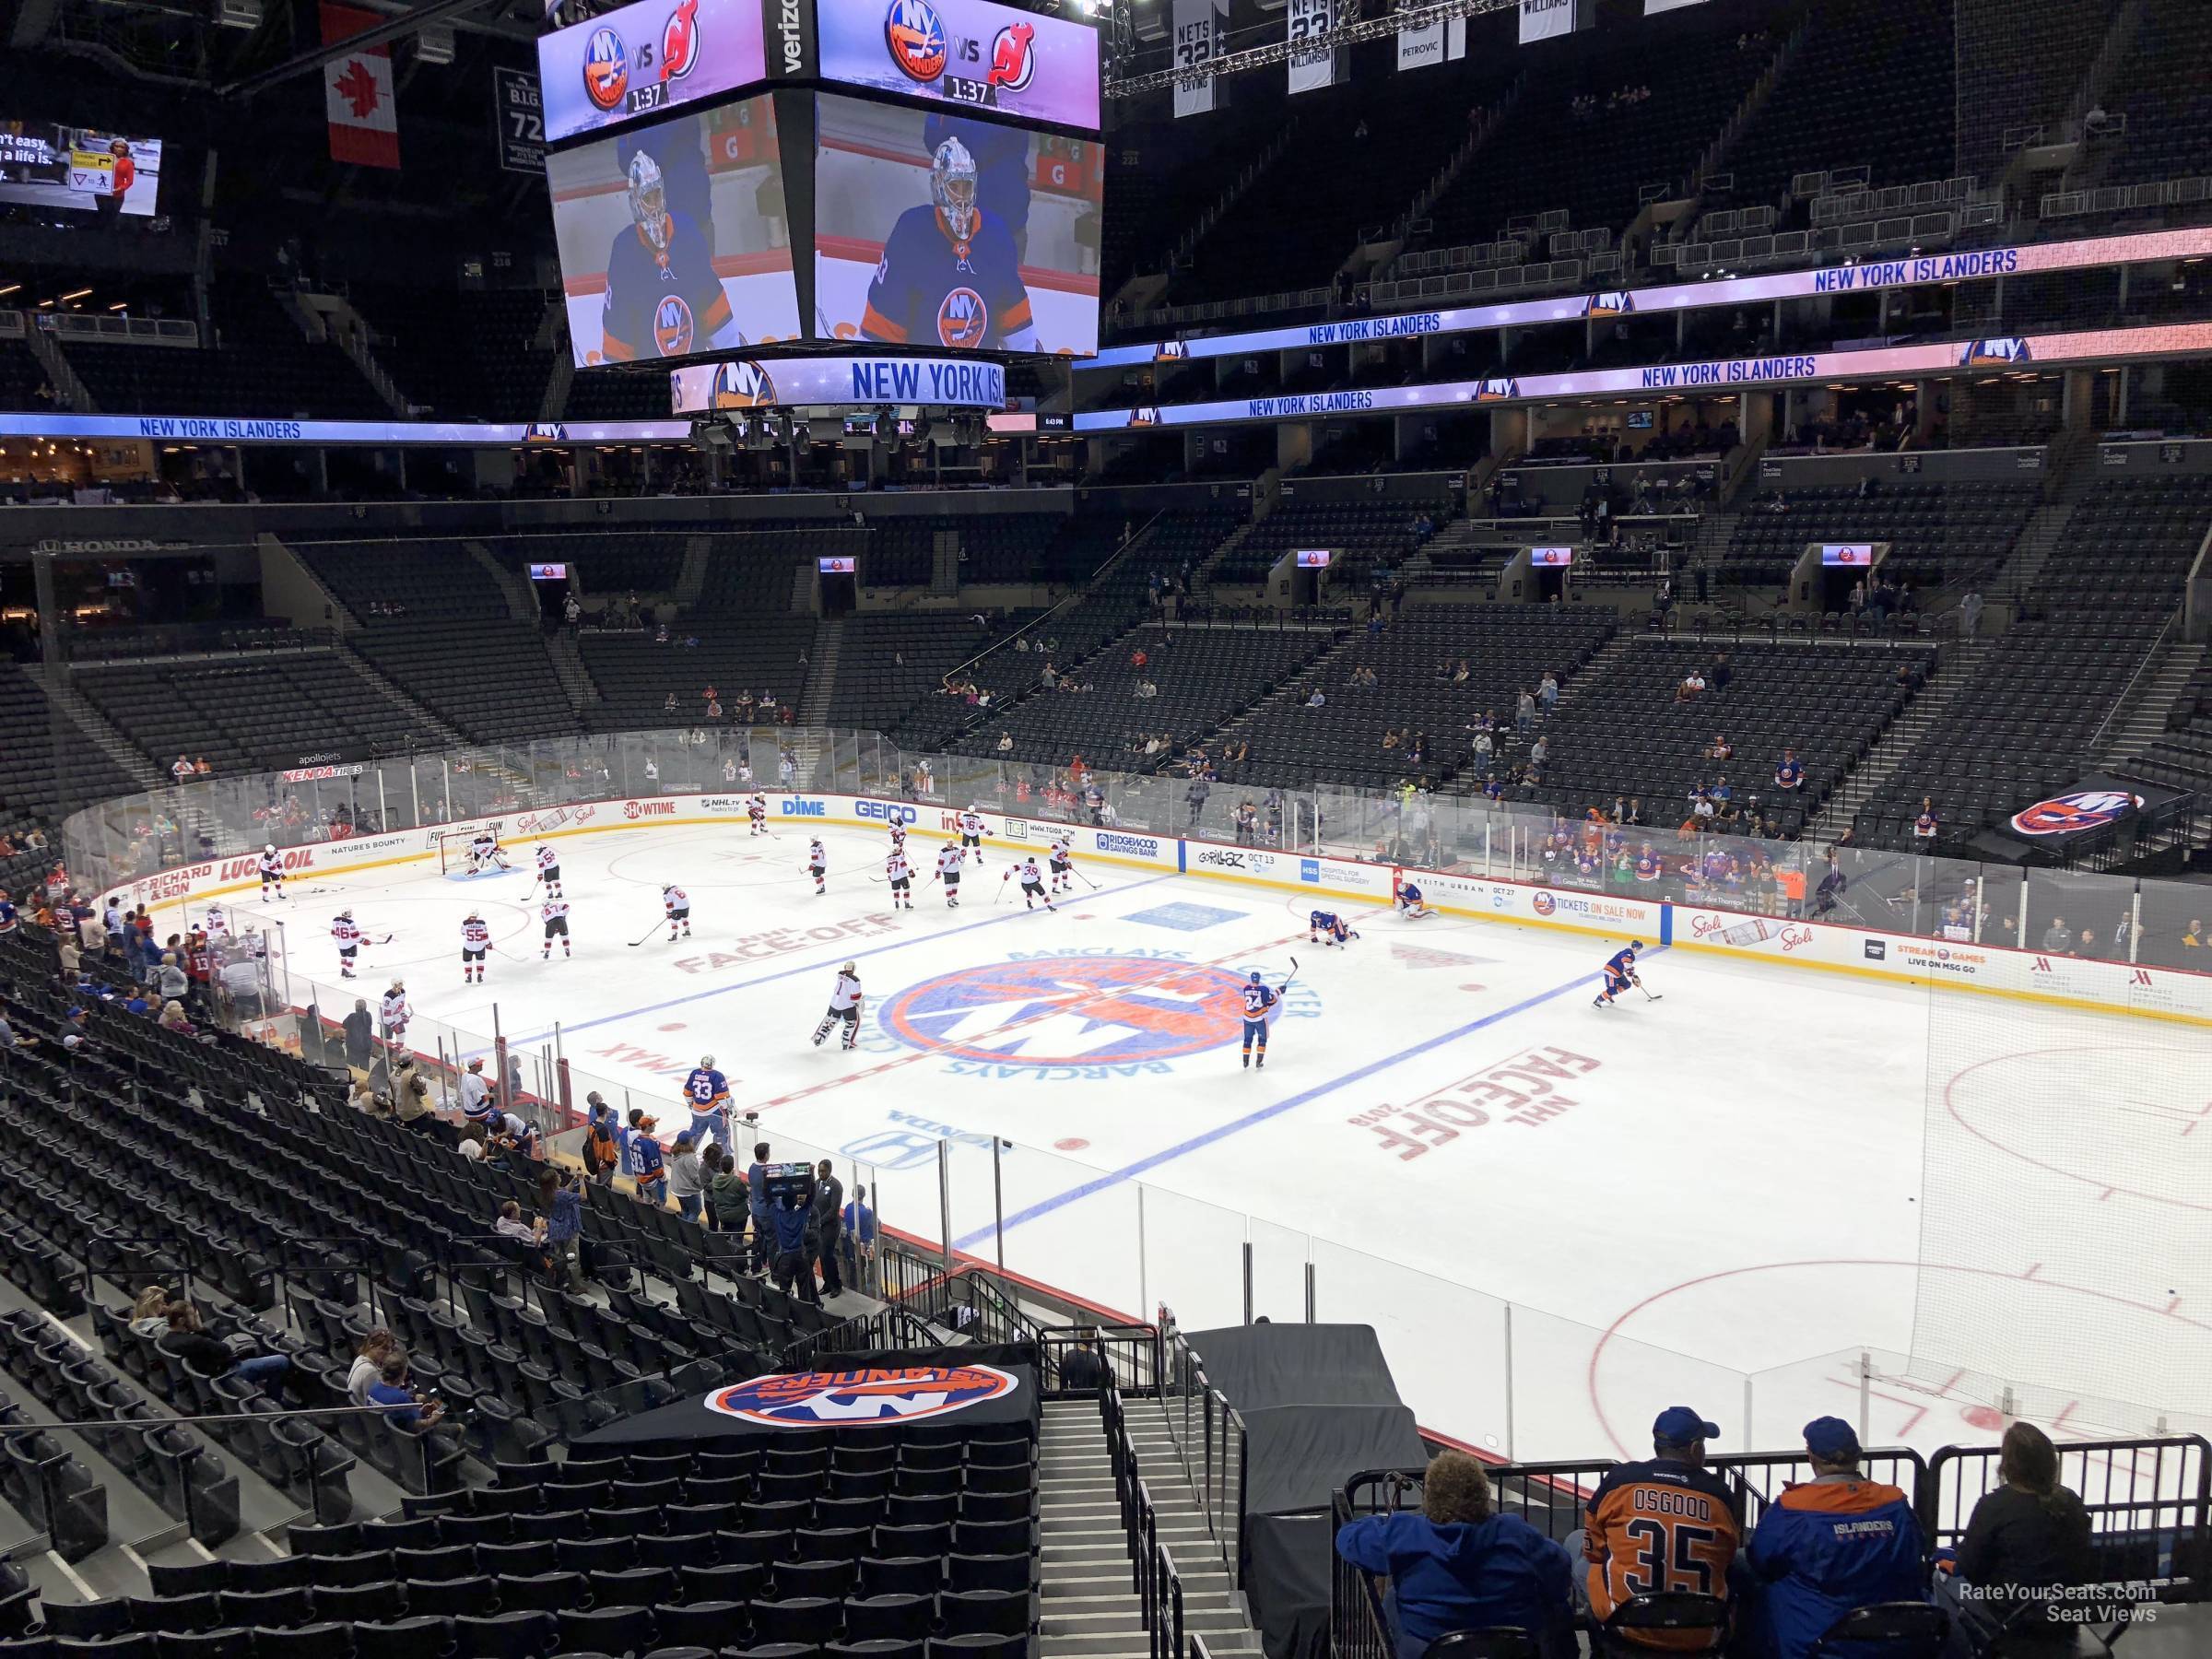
top-left (747, 924), bottom-right (1318, 1113)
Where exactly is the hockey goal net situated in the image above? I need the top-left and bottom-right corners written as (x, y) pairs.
top-left (435, 824), bottom-right (506, 876)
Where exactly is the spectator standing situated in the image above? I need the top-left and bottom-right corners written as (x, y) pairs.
top-left (629, 1112), bottom-right (667, 1204)
top-left (2041, 916), bottom-right (2072, 954)
top-left (1744, 1418), bottom-right (1927, 1659)
top-left (747, 1140), bottom-right (774, 1273)
top-left (666, 1133), bottom-right (705, 1222)
top-left (539, 1167), bottom-right (585, 1288)
top-left (842, 1182), bottom-right (877, 1287)
top-left (1059, 1333), bottom-right (1107, 1393)
top-left (1960, 591), bottom-right (1983, 638)
top-left (710, 1153), bottom-right (751, 1240)
top-left (767, 1192), bottom-right (820, 1305)
top-left (582, 1096), bottom-right (621, 1183)
top-left (1517, 688), bottom-right (1536, 734)
top-left (812, 1159), bottom-right (845, 1297)
top-left (1337, 1451), bottom-right (1576, 1659)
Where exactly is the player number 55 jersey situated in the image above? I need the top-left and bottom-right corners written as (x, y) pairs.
top-left (461, 919), bottom-right (491, 948)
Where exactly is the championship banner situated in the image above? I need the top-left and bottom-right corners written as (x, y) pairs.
top-left (1398, 7), bottom-right (1467, 71)
top-left (1518, 0), bottom-right (1581, 45)
top-left (322, 3), bottom-right (401, 170)
top-left (1288, 0), bottom-right (1345, 95)
top-left (671, 354), bottom-right (1009, 412)
top-left (1172, 0), bottom-right (1223, 118)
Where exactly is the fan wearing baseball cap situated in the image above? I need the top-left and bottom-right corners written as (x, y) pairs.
top-left (1743, 1418), bottom-right (1928, 1659)
top-left (1572, 1406), bottom-right (1743, 1648)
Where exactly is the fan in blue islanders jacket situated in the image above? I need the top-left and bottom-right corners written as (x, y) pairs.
top-left (1335, 1452), bottom-right (1576, 1659)
top-left (1745, 1417), bottom-right (1929, 1659)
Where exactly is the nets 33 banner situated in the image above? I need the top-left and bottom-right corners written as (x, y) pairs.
top-left (1172, 0), bottom-right (1223, 118)
top-left (1288, 0), bottom-right (1344, 95)
top-left (1518, 0), bottom-right (1583, 43)
top-left (825, 0), bottom-right (1102, 132)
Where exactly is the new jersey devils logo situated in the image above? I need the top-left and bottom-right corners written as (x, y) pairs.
top-left (987, 22), bottom-right (1037, 91)
top-left (661, 0), bottom-right (700, 81)
top-left (937, 287), bottom-right (988, 349)
top-left (885, 0), bottom-right (948, 82)
top-left (653, 295), bottom-right (697, 357)
top-left (2010, 790), bottom-right (2139, 837)
top-left (582, 27), bottom-right (629, 110)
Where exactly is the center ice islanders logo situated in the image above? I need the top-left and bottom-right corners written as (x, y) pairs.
top-left (885, 0), bottom-right (948, 81)
top-left (883, 956), bottom-right (1257, 1065)
top-left (709, 1365), bottom-right (1018, 1427)
top-left (2010, 789), bottom-right (2139, 837)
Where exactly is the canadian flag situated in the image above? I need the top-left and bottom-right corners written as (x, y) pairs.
top-left (322, 2), bottom-right (400, 170)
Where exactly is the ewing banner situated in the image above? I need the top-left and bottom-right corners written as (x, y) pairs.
top-left (1173, 0), bottom-right (1224, 117)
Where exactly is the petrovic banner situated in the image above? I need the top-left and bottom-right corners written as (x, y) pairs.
top-left (1398, 2), bottom-right (1466, 69)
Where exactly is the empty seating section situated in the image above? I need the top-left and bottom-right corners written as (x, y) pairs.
top-left (1168, 72), bottom-right (1502, 303)
top-left (2136, 660), bottom-right (2212, 804)
top-left (1536, 640), bottom-right (1926, 830)
top-left (487, 533), bottom-right (687, 600)
top-left (353, 622), bottom-right (574, 745)
top-left (2103, 0), bottom-right (2212, 185)
top-left (1855, 475), bottom-right (2212, 847)
top-left (953, 622), bottom-right (1333, 769)
top-left (1422, 13), bottom-right (1770, 253)
top-left (1230, 608), bottom-right (1616, 789)
top-left (1720, 0), bottom-right (1955, 210)
top-left (288, 539), bottom-right (512, 621)
top-left (829, 614), bottom-right (1000, 732)
top-left (0, 668), bottom-right (139, 839)
top-left (1952, 0), bottom-right (2121, 177)
top-left (865, 513), bottom-right (1125, 588)
top-left (348, 288), bottom-right (558, 422)
top-left (59, 287), bottom-right (390, 420)
top-left (560, 367), bottom-right (674, 421)
top-left (76, 655), bottom-right (429, 774)
top-left (1721, 481), bottom-right (2040, 589)
top-left (1216, 495), bottom-right (1450, 590)
top-left (0, 337), bottom-right (52, 409)
top-left (691, 528), bottom-right (854, 617)
top-left (579, 621), bottom-right (819, 731)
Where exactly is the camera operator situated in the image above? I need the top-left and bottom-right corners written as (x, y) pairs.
top-left (768, 1185), bottom-right (821, 1307)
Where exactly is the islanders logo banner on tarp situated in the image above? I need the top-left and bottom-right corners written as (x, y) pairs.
top-left (2004, 771), bottom-right (2183, 848)
top-left (707, 1364), bottom-right (1020, 1427)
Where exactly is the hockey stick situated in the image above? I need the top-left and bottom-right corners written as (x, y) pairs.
top-left (372, 933), bottom-right (394, 947)
top-left (627, 919), bottom-right (665, 947)
top-left (1636, 979), bottom-right (1663, 1002)
top-left (1278, 955), bottom-right (1300, 996)
top-left (1073, 867), bottom-right (1101, 891)
top-left (994, 874), bottom-right (1009, 905)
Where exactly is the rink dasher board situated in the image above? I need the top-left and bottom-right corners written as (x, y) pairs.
top-left (108, 790), bottom-right (2212, 1028)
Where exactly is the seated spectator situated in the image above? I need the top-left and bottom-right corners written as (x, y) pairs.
top-left (2041, 916), bottom-right (2072, 954)
top-left (1335, 1451), bottom-right (1575, 1659)
top-left (160, 1302), bottom-right (293, 1389)
top-left (1745, 1418), bottom-right (1926, 1659)
top-left (1936, 1421), bottom-right (2090, 1653)
top-left (157, 999), bottom-right (194, 1035)
top-left (1307, 689), bottom-right (1327, 709)
top-left (128, 1285), bottom-right (171, 1338)
top-left (347, 1328), bottom-right (399, 1406)
top-left (2183, 919), bottom-right (2204, 952)
top-left (1709, 735), bottom-right (1734, 762)
top-left (367, 1353), bottom-right (444, 1430)
top-left (1573, 1406), bottom-right (1743, 1642)
top-left (493, 1200), bottom-right (539, 1244)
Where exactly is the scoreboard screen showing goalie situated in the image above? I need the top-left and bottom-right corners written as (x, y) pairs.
top-left (550, 98), bottom-right (800, 366)
top-left (811, 93), bottom-right (1100, 357)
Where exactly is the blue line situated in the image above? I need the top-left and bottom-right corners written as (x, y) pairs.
top-left (952, 944), bottom-right (1666, 1252)
top-left (497, 872), bottom-right (1177, 1050)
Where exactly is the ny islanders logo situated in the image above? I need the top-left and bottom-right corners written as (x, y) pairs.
top-left (1583, 292), bottom-right (1634, 318)
top-left (582, 27), bottom-right (629, 110)
top-left (1475, 378), bottom-right (1519, 403)
top-left (988, 21), bottom-right (1038, 91)
top-left (2010, 789), bottom-right (2139, 837)
top-left (661, 0), bottom-right (701, 82)
top-left (938, 287), bottom-right (989, 349)
top-left (653, 295), bottom-right (698, 357)
top-left (886, 0), bottom-right (949, 82)
top-left (1960, 337), bottom-right (2030, 367)
top-left (713, 359), bottom-right (778, 407)
top-left (884, 956), bottom-right (1264, 1067)
top-left (709, 1365), bottom-right (1018, 1428)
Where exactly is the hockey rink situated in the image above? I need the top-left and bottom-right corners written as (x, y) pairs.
top-left (232, 818), bottom-right (2212, 1462)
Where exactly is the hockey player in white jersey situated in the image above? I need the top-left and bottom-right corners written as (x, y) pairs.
top-left (331, 910), bottom-right (364, 979)
top-left (1006, 856), bottom-right (1054, 912)
top-left (812, 962), bottom-right (865, 1050)
top-left (663, 884), bottom-right (691, 941)
top-left (541, 896), bottom-right (571, 959)
top-left (747, 794), bottom-right (769, 837)
top-left (806, 840), bottom-right (827, 896)
top-left (888, 821), bottom-right (907, 855)
top-left (460, 912), bottom-right (491, 984)
top-left (885, 847), bottom-right (914, 912)
top-left (935, 841), bottom-right (965, 908)
top-left (1047, 836), bottom-right (1074, 894)
top-left (257, 844), bottom-right (286, 900)
top-left (958, 806), bottom-right (988, 864)
top-left (467, 831), bottom-right (512, 875)
top-left (379, 980), bottom-right (411, 1046)
top-left (534, 844), bottom-right (563, 898)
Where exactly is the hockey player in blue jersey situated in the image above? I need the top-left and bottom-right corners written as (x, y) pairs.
top-left (1308, 911), bottom-right (1358, 947)
top-left (1393, 869), bottom-right (1431, 918)
top-left (921, 112), bottom-right (1033, 255)
top-left (860, 136), bottom-right (1037, 352)
top-left (1240, 971), bottom-right (1279, 1070)
top-left (1592, 941), bottom-right (1646, 1008)
top-left (599, 150), bottom-right (742, 362)
top-left (680, 1053), bottom-right (733, 1155)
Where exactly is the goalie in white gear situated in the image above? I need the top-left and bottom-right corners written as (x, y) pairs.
top-left (812, 962), bottom-right (865, 1051)
top-left (467, 831), bottom-right (512, 875)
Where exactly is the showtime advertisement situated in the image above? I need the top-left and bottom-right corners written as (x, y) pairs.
top-left (820, 0), bottom-right (1102, 132)
top-left (537, 0), bottom-right (771, 145)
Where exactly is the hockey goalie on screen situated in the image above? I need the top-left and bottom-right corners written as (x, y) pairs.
top-left (601, 149), bottom-right (744, 362)
top-left (859, 137), bottom-right (1036, 353)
